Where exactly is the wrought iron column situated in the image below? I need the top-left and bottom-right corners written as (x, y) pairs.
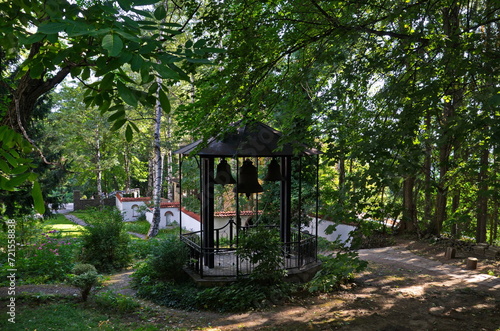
top-left (280, 156), bottom-right (292, 245)
top-left (201, 156), bottom-right (215, 268)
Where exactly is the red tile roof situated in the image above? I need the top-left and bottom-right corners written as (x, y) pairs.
top-left (160, 202), bottom-right (181, 208)
top-left (116, 193), bottom-right (151, 202)
top-left (181, 207), bottom-right (200, 221)
top-left (214, 210), bottom-right (262, 217)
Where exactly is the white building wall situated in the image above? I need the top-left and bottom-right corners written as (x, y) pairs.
top-left (306, 218), bottom-right (357, 247)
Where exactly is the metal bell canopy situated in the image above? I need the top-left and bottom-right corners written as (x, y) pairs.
top-left (174, 120), bottom-right (321, 280)
top-left (175, 120), bottom-right (320, 157)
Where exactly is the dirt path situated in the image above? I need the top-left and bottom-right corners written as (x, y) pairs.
top-left (358, 245), bottom-right (500, 293)
top-left (97, 244), bottom-right (500, 330)
top-left (3, 232), bottom-right (499, 330)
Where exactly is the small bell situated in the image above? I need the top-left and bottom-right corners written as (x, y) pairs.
top-left (214, 159), bottom-right (236, 185)
top-left (234, 159), bottom-right (263, 197)
top-left (264, 158), bottom-right (284, 181)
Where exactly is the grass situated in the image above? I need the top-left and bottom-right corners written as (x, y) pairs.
top-left (0, 298), bottom-right (166, 331)
top-left (42, 214), bottom-right (84, 237)
top-left (0, 292), bottom-right (211, 331)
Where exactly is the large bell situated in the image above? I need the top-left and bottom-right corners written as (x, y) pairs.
top-left (264, 158), bottom-right (284, 181)
top-left (214, 159), bottom-right (236, 185)
top-left (234, 159), bottom-right (263, 197)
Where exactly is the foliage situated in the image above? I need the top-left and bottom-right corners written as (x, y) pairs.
top-left (0, 228), bottom-right (76, 285)
top-left (78, 208), bottom-right (131, 272)
top-left (196, 280), bottom-right (293, 312)
top-left (0, 300), bottom-right (160, 331)
top-left (134, 280), bottom-right (200, 311)
top-left (132, 235), bottom-right (189, 282)
top-left (178, 0), bottom-right (500, 243)
top-left (237, 226), bottom-right (287, 285)
top-left (68, 263), bottom-right (101, 302)
top-left (0, 125), bottom-right (45, 215)
top-left (124, 219), bottom-right (151, 235)
top-left (94, 290), bottom-right (140, 313)
top-left (129, 237), bottom-right (162, 260)
top-left (306, 252), bottom-right (368, 294)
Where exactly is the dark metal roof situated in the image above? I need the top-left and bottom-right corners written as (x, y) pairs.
top-left (174, 121), bottom-right (320, 157)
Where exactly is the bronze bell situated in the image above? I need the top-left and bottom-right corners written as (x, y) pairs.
top-left (214, 159), bottom-right (236, 185)
top-left (234, 159), bottom-right (263, 197)
top-left (264, 158), bottom-right (284, 181)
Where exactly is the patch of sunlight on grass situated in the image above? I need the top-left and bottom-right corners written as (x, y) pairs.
top-left (43, 223), bottom-right (84, 237)
top-left (43, 214), bottom-right (84, 237)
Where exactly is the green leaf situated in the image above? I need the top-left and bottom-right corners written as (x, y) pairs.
top-left (186, 58), bottom-right (212, 64)
top-left (5, 173), bottom-right (30, 191)
top-left (125, 124), bottom-right (133, 142)
top-left (111, 118), bottom-right (127, 131)
top-left (154, 5), bottom-right (167, 20)
top-left (158, 89), bottom-right (171, 114)
top-left (0, 159), bottom-right (10, 174)
top-left (0, 150), bottom-right (18, 168)
top-left (38, 22), bottom-right (67, 34)
top-left (154, 63), bottom-right (180, 80)
top-left (133, 0), bottom-right (161, 6)
top-left (117, 0), bottom-right (132, 11)
top-left (29, 62), bottom-right (45, 79)
top-left (129, 121), bottom-right (140, 133)
top-left (116, 81), bottom-right (138, 107)
top-left (102, 34), bottom-right (123, 57)
top-left (32, 181), bottom-right (45, 215)
top-left (100, 73), bottom-right (115, 88)
top-left (107, 109), bottom-right (126, 122)
top-left (130, 54), bottom-right (144, 72)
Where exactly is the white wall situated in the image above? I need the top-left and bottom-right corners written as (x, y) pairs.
top-left (306, 218), bottom-right (357, 247)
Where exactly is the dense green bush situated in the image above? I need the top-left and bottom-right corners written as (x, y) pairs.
top-left (129, 237), bottom-right (162, 260)
top-left (68, 263), bottom-right (101, 302)
top-left (94, 290), bottom-right (140, 313)
top-left (306, 251), bottom-right (367, 293)
top-left (78, 208), bottom-right (131, 272)
top-left (237, 226), bottom-right (287, 285)
top-left (132, 235), bottom-right (189, 283)
top-left (196, 280), bottom-right (292, 312)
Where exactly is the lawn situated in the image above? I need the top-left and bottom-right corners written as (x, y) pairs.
top-left (43, 214), bottom-right (84, 237)
top-left (0, 297), bottom-right (166, 331)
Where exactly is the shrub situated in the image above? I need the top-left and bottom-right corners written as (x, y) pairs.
top-left (146, 236), bottom-right (189, 282)
top-left (68, 263), bottom-right (101, 302)
top-left (129, 237), bottom-right (162, 260)
top-left (306, 251), bottom-right (368, 293)
top-left (196, 280), bottom-right (292, 312)
top-left (78, 208), bottom-right (131, 272)
top-left (0, 229), bottom-right (76, 285)
top-left (94, 290), bottom-right (140, 313)
top-left (196, 226), bottom-right (293, 312)
top-left (237, 226), bottom-right (286, 285)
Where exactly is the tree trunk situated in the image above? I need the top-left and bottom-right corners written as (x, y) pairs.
top-left (147, 82), bottom-right (163, 238)
top-left (96, 133), bottom-right (103, 206)
top-left (423, 109), bottom-right (433, 227)
top-left (450, 189), bottom-right (460, 238)
top-left (428, 5), bottom-right (462, 237)
top-left (2, 42), bottom-right (72, 132)
top-left (401, 176), bottom-right (417, 233)
top-left (476, 148), bottom-right (489, 243)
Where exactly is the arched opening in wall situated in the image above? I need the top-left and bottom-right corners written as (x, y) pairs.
top-left (164, 211), bottom-right (174, 226)
top-left (132, 204), bottom-right (140, 218)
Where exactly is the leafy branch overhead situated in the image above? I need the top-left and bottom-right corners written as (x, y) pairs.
top-left (0, 0), bottom-right (219, 141)
top-left (0, 0), bottom-right (220, 204)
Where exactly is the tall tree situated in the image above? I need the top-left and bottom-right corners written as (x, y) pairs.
top-left (0, 0), bottom-right (213, 204)
top-left (182, 0), bottom-right (499, 240)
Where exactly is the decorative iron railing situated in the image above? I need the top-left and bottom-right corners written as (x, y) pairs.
top-left (181, 221), bottom-right (318, 278)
